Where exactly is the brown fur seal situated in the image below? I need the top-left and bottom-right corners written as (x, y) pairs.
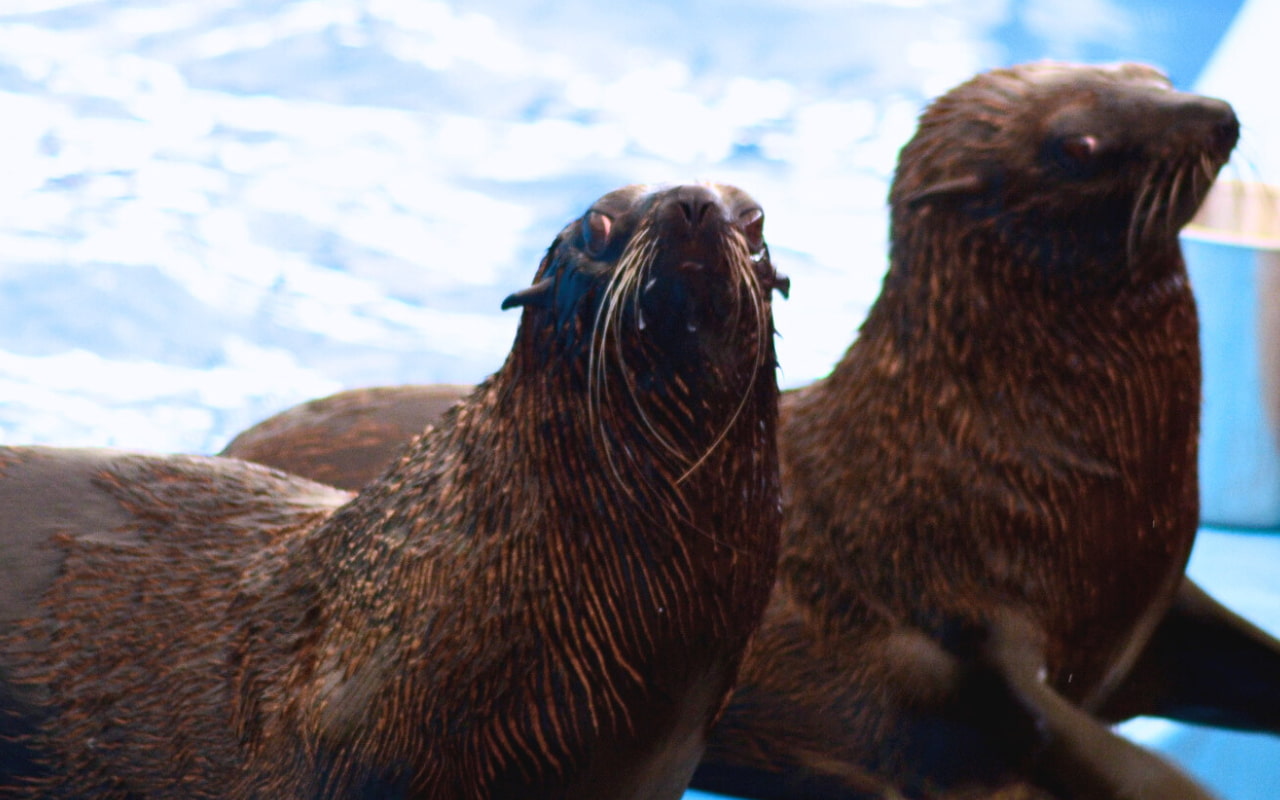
top-left (0, 182), bottom-right (789, 798)
top-left (689, 62), bottom-right (1239, 800)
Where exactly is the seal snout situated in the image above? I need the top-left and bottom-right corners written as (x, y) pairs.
top-left (655, 184), bottom-right (788, 297)
top-left (655, 185), bottom-right (736, 280)
top-left (1203, 99), bottom-right (1240, 160)
top-left (1166, 94), bottom-right (1239, 162)
top-left (668, 184), bottom-right (729, 236)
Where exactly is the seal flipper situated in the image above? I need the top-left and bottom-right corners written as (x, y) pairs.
top-left (981, 609), bottom-right (1218, 800)
top-left (1098, 578), bottom-right (1280, 732)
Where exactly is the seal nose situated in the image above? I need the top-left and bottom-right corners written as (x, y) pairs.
top-left (669, 185), bottom-right (726, 233)
top-left (1180, 95), bottom-right (1239, 159)
top-left (1207, 100), bottom-right (1240, 158)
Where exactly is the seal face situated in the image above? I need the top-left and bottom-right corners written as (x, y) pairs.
top-left (0, 184), bottom-right (787, 799)
top-left (692, 63), bottom-right (1237, 799)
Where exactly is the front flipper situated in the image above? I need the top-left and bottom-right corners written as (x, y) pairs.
top-left (982, 609), bottom-right (1219, 800)
top-left (1097, 578), bottom-right (1280, 732)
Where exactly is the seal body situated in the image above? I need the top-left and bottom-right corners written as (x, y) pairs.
top-left (693, 62), bottom-right (1238, 799)
top-left (0, 183), bottom-right (787, 799)
top-left (222, 385), bottom-right (469, 491)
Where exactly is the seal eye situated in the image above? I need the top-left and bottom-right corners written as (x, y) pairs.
top-left (583, 210), bottom-right (613, 258)
top-left (1052, 134), bottom-right (1101, 175)
top-left (739, 207), bottom-right (765, 257)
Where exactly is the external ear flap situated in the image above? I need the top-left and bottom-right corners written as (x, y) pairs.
top-left (770, 272), bottom-right (791, 299)
top-left (501, 277), bottom-right (554, 311)
top-left (903, 172), bottom-right (987, 208)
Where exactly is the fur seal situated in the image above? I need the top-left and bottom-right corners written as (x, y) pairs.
top-left (692, 62), bottom-right (1239, 799)
top-left (0, 182), bottom-right (788, 798)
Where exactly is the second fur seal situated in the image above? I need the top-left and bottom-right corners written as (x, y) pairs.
top-left (0, 183), bottom-right (788, 798)
top-left (695, 62), bottom-right (1241, 799)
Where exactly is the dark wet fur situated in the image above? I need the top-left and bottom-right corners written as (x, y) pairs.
top-left (0, 183), bottom-right (784, 799)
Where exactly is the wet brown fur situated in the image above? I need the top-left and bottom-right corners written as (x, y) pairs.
top-left (222, 385), bottom-right (469, 491)
top-left (0, 183), bottom-right (785, 799)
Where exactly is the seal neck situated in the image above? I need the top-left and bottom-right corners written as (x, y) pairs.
top-left (251, 343), bottom-right (780, 794)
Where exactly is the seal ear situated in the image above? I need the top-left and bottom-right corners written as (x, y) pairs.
top-left (904, 173), bottom-right (986, 208)
top-left (501, 278), bottom-right (554, 311)
top-left (769, 272), bottom-right (791, 299)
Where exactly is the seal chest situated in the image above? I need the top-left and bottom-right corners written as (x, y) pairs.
top-left (0, 183), bottom-right (788, 799)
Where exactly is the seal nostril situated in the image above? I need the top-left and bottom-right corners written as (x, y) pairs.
top-left (679, 200), bottom-right (713, 227)
top-left (1213, 116), bottom-right (1240, 156)
top-left (670, 185), bottom-right (721, 231)
top-left (1191, 97), bottom-right (1240, 156)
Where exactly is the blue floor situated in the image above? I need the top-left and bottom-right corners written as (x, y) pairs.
top-left (1131, 527), bottom-right (1280, 800)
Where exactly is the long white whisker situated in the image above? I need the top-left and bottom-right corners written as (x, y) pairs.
top-left (588, 212), bottom-right (766, 554)
top-left (591, 235), bottom-right (648, 489)
top-left (1165, 163), bottom-right (1187, 237)
top-left (1139, 164), bottom-right (1167, 247)
top-left (1128, 167), bottom-right (1156, 266)
top-left (677, 231), bottom-right (768, 485)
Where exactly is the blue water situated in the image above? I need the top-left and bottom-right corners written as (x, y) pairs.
top-left (1, 1), bottom-right (1275, 797)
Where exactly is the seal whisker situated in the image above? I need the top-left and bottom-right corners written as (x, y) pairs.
top-left (1165, 163), bottom-right (1189, 239)
top-left (589, 236), bottom-right (650, 495)
top-left (1137, 163), bottom-right (1168, 249)
top-left (1199, 152), bottom-right (1216, 187)
top-left (677, 233), bottom-right (769, 486)
top-left (612, 235), bottom-right (695, 469)
top-left (1127, 167), bottom-right (1157, 266)
top-left (618, 265), bottom-right (691, 466)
